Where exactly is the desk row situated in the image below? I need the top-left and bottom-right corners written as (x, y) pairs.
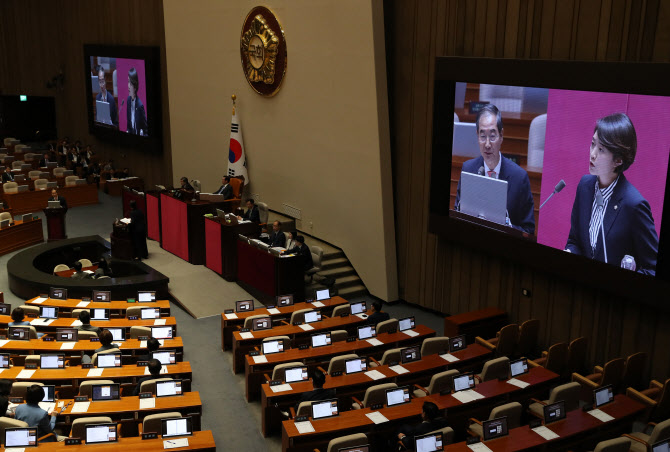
top-left (24, 296), bottom-right (171, 317)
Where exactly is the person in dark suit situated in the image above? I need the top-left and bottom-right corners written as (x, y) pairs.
top-left (77, 310), bottom-right (101, 335)
top-left (454, 104), bottom-right (535, 234)
top-left (70, 261), bottom-right (92, 280)
top-left (126, 67), bottom-right (148, 136)
top-left (238, 199), bottom-right (260, 222)
top-left (2, 166), bottom-right (14, 183)
top-left (15, 385), bottom-right (58, 442)
top-left (214, 176), bottom-right (233, 200)
top-left (38, 153), bottom-right (50, 167)
top-left (366, 300), bottom-right (390, 326)
top-left (134, 359), bottom-right (164, 396)
top-left (565, 113), bottom-right (658, 275)
top-left (95, 65), bottom-right (119, 127)
top-left (128, 200), bottom-right (148, 259)
top-left (394, 402), bottom-right (448, 450)
top-left (268, 221), bottom-right (286, 247)
top-left (288, 236), bottom-right (313, 272)
top-left (179, 177), bottom-right (194, 192)
top-left (49, 188), bottom-right (67, 211)
top-left (138, 337), bottom-right (161, 363)
top-left (294, 369), bottom-right (335, 412)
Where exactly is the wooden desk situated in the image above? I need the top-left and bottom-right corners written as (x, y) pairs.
top-left (281, 366), bottom-right (559, 452)
top-left (221, 297), bottom-right (349, 350)
top-left (247, 324), bottom-right (437, 402)
top-left (231, 311), bottom-right (376, 374)
top-left (261, 343), bottom-right (490, 436)
top-left (102, 177), bottom-right (144, 196)
top-left (54, 265), bottom-right (98, 277)
top-left (11, 316), bottom-right (178, 336)
top-left (0, 218), bottom-right (43, 256)
top-left (4, 184), bottom-right (99, 215)
top-left (25, 297), bottom-right (171, 317)
top-left (444, 395), bottom-right (644, 451)
top-left (237, 239), bottom-right (304, 305)
top-left (205, 216), bottom-right (260, 281)
top-left (0, 337), bottom-right (184, 357)
top-left (444, 307), bottom-right (508, 344)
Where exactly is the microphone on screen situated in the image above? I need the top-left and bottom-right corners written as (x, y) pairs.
top-left (539, 179), bottom-right (566, 209)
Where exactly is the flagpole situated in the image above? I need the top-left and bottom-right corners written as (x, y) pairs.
top-left (231, 94), bottom-right (236, 115)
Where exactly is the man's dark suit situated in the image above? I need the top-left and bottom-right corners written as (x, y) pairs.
top-left (268, 231), bottom-right (286, 248)
top-left (366, 311), bottom-right (390, 326)
top-left (215, 184), bottom-right (233, 200)
top-left (39, 158), bottom-right (49, 167)
top-left (129, 208), bottom-right (148, 259)
top-left (50, 195), bottom-right (67, 211)
top-left (295, 387), bottom-right (336, 412)
top-left (565, 174), bottom-right (658, 275)
top-left (397, 417), bottom-right (449, 449)
top-left (2, 172), bottom-right (14, 183)
top-left (126, 96), bottom-right (148, 135)
top-left (242, 206), bottom-right (260, 223)
top-left (289, 244), bottom-right (314, 271)
top-left (96, 90), bottom-right (119, 127)
top-left (455, 155), bottom-right (535, 234)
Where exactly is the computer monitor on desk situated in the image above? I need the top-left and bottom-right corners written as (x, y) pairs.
top-left (47, 200), bottom-right (61, 209)
top-left (49, 287), bottom-right (67, 299)
top-left (482, 417), bottom-right (509, 441)
top-left (276, 294), bottom-right (293, 307)
top-left (4, 428), bottom-right (37, 448)
top-left (458, 172), bottom-right (508, 226)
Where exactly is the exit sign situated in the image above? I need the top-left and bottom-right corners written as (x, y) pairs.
top-left (19, 95), bottom-right (27, 101)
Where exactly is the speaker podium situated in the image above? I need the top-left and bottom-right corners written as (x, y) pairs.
top-left (43, 207), bottom-right (67, 241)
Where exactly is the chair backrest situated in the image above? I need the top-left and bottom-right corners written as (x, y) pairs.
top-left (516, 319), bottom-right (539, 356)
top-left (378, 348), bottom-right (403, 366)
top-left (427, 426), bottom-right (455, 446)
top-left (244, 314), bottom-right (269, 329)
top-left (65, 175), bottom-right (78, 186)
top-left (480, 357), bottom-right (511, 382)
top-left (648, 418), bottom-right (670, 445)
top-left (3, 182), bottom-right (18, 193)
top-left (489, 402), bottom-right (523, 428)
top-left (326, 433), bottom-right (368, 452)
top-left (191, 179), bottom-right (201, 192)
top-left (548, 382), bottom-right (581, 412)
top-left (567, 337), bottom-right (588, 375)
top-left (126, 307), bottom-right (143, 318)
top-left (479, 84), bottom-right (524, 112)
top-left (296, 401), bottom-right (311, 417)
top-left (12, 160), bottom-right (23, 169)
top-left (310, 246), bottom-right (324, 269)
top-left (19, 304), bottom-right (40, 318)
top-left (421, 337), bottom-right (450, 357)
top-left (24, 355), bottom-right (40, 366)
top-left (0, 212), bottom-right (11, 221)
top-left (331, 305), bottom-right (350, 317)
top-left (142, 412), bottom-right (182, 434)
top-left (494, 324), bottom-right (519, 357)
top-left (28, 170), bottom-right (41, 179)
top-left (426, 369), bottom-right (459, 394)
top-left (362, 383), bottom-right (397, 408)
top-left (78, 258), bottom-right (93, 268)
top-left (140, 378), bottom-right (174, 395)
top-left (229, 177), bottom-right (244, 198)
top-left (527, 114), bottom-right (547, 167)
top-left (290, 309), bottom-right (312, 325)
top-left (71, 417), bottom-right (113, 439)
top-left (92, 348), bottom-right (120, 365)
top-left (257, 202), bottom-right (269, 224)
top-left (10, 382), bottom-right (43, 398)
top-left (79, 380), bottom-right (115, 397)
top-left (34, 178), bottom-right (48, 190)
top-left (593, 437), bottom-right (632, 452)
top-left (53, 167), bottom-right (65, 177)
top-left (376, 318), bottom-right (399, 335)
top-left (0, 418), bottom-right (29, 442)
top-left (271, 362), bottom-right (305, 381)
top-left (262, 336), bottom-right (290, 351)
top-left (327, 354), bottom-right (359, 375)
top-left (330, 329), bottom-right (348, 343)
top-left (622, 352), bottom-right (647, 390)
top-left (600, 358), bottom-right (626, 388)
top-left (130, 326), bottom-right (151, 339)
top-left (655, 379), bottom-right (670, 421)
top-left (53, 264), bottom-right (70, 273)
top-left (78, 330), bottom-right (98, 340)
top-left (543, 342), bottom-right (569, 375)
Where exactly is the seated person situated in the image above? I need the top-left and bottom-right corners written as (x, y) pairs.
top-left (70, 261), bottom-right (91, 280)
top-left (9, 307), bottom-right (30, 327)
top-left (366, 300), bottom-right (390, 326)
top-left (134, 359), bottom-right (164, 396)
top-left (238, 199), bottom-right (260, 222)
top-left (77, 310), bottom-right (102, 336)
top-left (2, 166), bottom-right (14, 183)
top-left (395, 402), bottom-right (447, 450)
top-left (267, 221), bottom-right (286, 248)
top-left (38, 153), bottom-right (50, 167)
top-left (288, 236), bottom-right (313, 272)
top-left (294, 369), bottom-right (335, 412)
top-left (0, 380), bottom-right (14, 417)
top-left (15, 385), bottom-right (60, 442)
top-left (213, 176), bottom-right (233, 199)
top-left (138, 337), bottom-right (161, 362)
top-left (82, 329), bottom-right (118, 364)
top-left (179, 176), bottom-right (194, 192)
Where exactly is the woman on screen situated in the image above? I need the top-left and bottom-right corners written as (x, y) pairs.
top-left (565, 113), bottom-right (658, 275)
top-left (126, 68), bottom-right (148, 136)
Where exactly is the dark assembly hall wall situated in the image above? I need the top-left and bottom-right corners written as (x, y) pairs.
top-left (0, 0), bottom-right (172, 187)
top-left (385, 0), bottom-right (670, 379)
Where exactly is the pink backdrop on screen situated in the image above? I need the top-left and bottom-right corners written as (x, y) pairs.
top-left (115, 58), bottom-right (147, 133)
top-left (537, 90), bottom-right (670, 249)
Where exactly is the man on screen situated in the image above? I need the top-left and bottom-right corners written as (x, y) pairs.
top-left (95, 65), bottom-right (119, 127)
top-left (454, 104), bottom-right (535, 234)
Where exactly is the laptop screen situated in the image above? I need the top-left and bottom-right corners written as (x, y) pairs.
top-left (252, 317), bottom-right (272, 331)
top-left (90, 308), bottom-right (110, 320)
top-left (483, 417), bottom-right (509, 441)
top-left (345, 357), bottom-right (367, 374)
top-left (415, 432), bottom-right (444, 452)
top-left (156, 380), bottom-right (183, 397)
top-left (138, 291), bottom-right (156, 303)
top-left (277, 295), bottom-right (294, 306)
top-left (315, 289), bottom-right (330, 301)
top-left (141, 308), bottom-right (160, 319)
top-left (452, 373), bottom-right (475, 392)
top-left (236, 300), bottom-right (254, 312)
top-left (543, 400), bottom-right (566, 425)
top-left (0, 303), bottom-right (10, 315)
top-left (399, 316), bottom-right (415, 332)
top-left (304, 310), bottom-right (322, 324)
top-left (262, 340), bottom-right (284, 354)
top-left (311, 333), bottom-right (331, 348)
top-left (56, 328), bottom-right (78, 342)
top-left (42, 385), bottom-right (56, 403)
top-left (162, 417), bottom-right (193, 438)
top-left (49, 288), bottom-right (67, 299)
top-left (85, 424), bottom-right (118, 444)
top-left (312, 399), bottom-right (338, 420)
top-left (92, 290), bottom-right (111, 302)
top-left (97, 353), bottom-right (121, 368)
top-left (152, 350), bottom-right (176, 365)
top-left (449, 335), bottom-right (467, 352)
top-left (594, 385), bottom-right (614, 408)
top-left (9, 327), bottom-right (30, 341)
top-left (357, 325), bottom-right (376, 340)
top-left (107, 327), bottom-right (125, 342)
top-left (0, 354), bottom-right (9, 369)
top-left (338, 446), bottom-right (370, 452)
top-left (40, 354), bottom-right (64, 369)
top-left (91, 384), bottom-right (120, 401)
top-left (510, 358), bottom-right (529, 377)
top-left (4, 428), bottom-right (37, 447)
top-left (386, 386), bottom-right (411, 407)
top-left (350, 302), bottom-right (366, 315)
top-left (284, 366), bottom-right (309, 383)
top-left (151, 326), bottom-right (173, 339)
top-left (652, 440), bottom-right (670, 452)
top-left (401, 346), bottom-right (421, 365)
top-left (39, 306), bottom-right (58, 319)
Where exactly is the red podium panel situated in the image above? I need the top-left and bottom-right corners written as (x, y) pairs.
top-left (205, 217), bottom-right (261, 280)
top-left (160, 193), bottom-right (189, 261)
top-left (43, 207), bottom-right (66, 241)
top-left (146, 192), bottom-right (161, 241)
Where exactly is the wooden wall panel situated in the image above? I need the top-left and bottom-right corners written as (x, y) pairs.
top-left (0, 0), bottom-right (172, 188)
top-left (387, 0), bottom-right (670, 379)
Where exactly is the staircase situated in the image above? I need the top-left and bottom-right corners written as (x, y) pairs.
top-left (304, 248), bottom-right (368, 300)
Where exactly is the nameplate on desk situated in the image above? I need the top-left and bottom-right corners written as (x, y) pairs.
top-left (269, 380), bottom-right (282, 386)
top-left (294, 415), bottom-right (309, 423)
top-left (339, 313), bottom-right (349, 318)
top-left (9, 397), bottom-right (23, 404)
top-left (81, 297), bottom-right (91, 302)
top-left (128, 316), bottom-right (138, 320)
top-left (42, 336), bottom-right (54, 341)
top-left (293, 321), bottom-right (302, 326)
top-left (267, 305), bottom-right (275, 309)
top-left (387, 328), bottom-right (397, 334)
top-left (139, 392), bottom-right (153, 399)
top-left (370, 403), bottom-right (383, 410)
top-left (90, 337), bottom-right (100, 342)
top-left (466, 436), bottom-right (481, 445)
top-left (346, 337), bottom-right (356, 343)
top-left (65, 438), bottom-right (82, 445)
top-left (224, 309), bottom-right (234, 314)
top-left (127, 298), bottom-right (136, 303)
top-left (142, 432), bottom-right (158, 440)
top-left (529, 418), bottom-right (542, 429)
top-left (138, 336), bottom-right (149, 341)
top-left (249, 351), bottom-right (260, 357)
top-left (82, 363), bottom-right (93, 369)
top-left (330, 371), bottom-right (343, 377)
top-left (298, 344), bottom-right (309, 350)
top-left (240, 328), bottom-right (250, 333)
top-left (137, 361), bottom-right (149, 366)
top-left (388, 361), bottom-right (399, 367)
top-left (25, 364), bottom-right (37, 369)
top-left (74, 396), bottom-right (89, 402)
